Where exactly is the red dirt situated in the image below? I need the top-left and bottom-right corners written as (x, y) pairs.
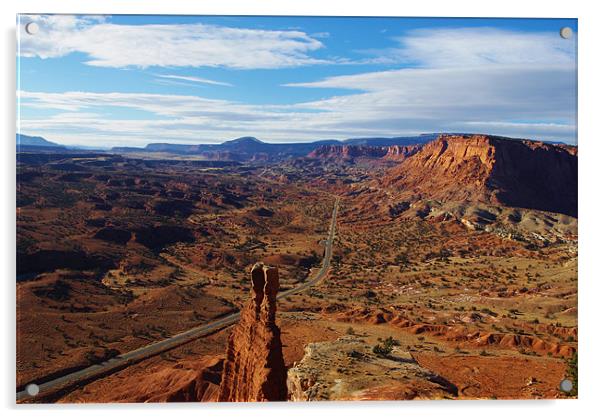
top-left (329, 307), bottom-right (576, 358)
top-left (414, 353), bottom-right (567, 399)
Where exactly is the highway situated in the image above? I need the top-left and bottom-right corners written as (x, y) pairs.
top-left (17, 197), bottom-right (340, 402)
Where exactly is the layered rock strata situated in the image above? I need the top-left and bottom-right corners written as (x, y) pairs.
top-left (217, 263), bottom-right (287, 401)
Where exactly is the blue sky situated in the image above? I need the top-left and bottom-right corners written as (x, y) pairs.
top-left (17, 15), bottom-right (577, 146)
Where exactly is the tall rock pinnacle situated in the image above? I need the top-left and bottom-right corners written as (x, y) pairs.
top-left (217, 263), bottom-right (288, 401)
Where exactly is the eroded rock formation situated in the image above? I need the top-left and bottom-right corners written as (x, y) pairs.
top-left (308, 145), bottom-right (388, 160)
top-left (287, 335), bottom-right (458, 401)
top-left (217, 263), bottom-right (287, 401)
top-left (383, 144), bottom-right (422, 160)
top-left (307, 144), bottom-right (422, 161)
top-left (57, 356), bottom-right (224, 403)
top-left (383, 134), bottom-right (578, 217)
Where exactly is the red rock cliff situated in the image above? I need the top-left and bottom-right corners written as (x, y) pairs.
top-left (308, 144), bottom-right (422, 161)
top-left (308, 145), bottom-right (388, 159)
top-left (217, 263), bottom-right (287, 402)
top-left (383, 134), bottom-right (577, 217)
top-left (383, 144), bottom-right (422, 160)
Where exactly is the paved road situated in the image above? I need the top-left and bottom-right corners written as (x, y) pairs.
top-left (17, 197), bottom-right (340, 402)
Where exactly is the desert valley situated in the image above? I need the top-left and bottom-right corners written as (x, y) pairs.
top-left (16, 133), bottom-right (578, 402)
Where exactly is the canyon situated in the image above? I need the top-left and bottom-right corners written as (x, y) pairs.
top-left (17, 133), bottom-right (578, 402)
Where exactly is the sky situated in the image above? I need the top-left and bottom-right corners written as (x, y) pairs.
top-left (17, 15), bottom-right (578, 147)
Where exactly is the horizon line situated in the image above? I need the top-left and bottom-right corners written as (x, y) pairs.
top-left (16, 132), bottom-right (577, 148)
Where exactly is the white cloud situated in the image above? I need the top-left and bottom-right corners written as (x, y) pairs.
top-left (368, 27), bottom-right (576, 68)
top-left (458, 121), bottom-right (576, 141)
top-left (18, 15), bottom-right (328, 69)
top-left (19, 88), bottom-right (418, 146)
top-left (155, 74), bottom-right (233, 87)
top-left (18, 82), bottom-right (577, 146)
top-left (19, 90), bottom-right (285, 117)
top-left (17, 26), bottom-right (577, 145)
top-left (287, 65), bottom-right (575, 121)
top-left (283, 28), bottom-right (577, 144)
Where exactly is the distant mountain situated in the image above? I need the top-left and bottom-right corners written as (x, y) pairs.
top-left (111, 135), bottom-right (434, 162)
top-left (17, 134), bottom-right (64, 149)
top-left (222, 136), bottom-right (264, 146)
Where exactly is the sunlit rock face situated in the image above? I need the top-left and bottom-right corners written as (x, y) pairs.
top-left (217, 263), bottom-right (287, 402)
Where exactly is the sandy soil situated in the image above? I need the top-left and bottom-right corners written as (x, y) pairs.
top-left (17, 152), bottom-right (577, 401)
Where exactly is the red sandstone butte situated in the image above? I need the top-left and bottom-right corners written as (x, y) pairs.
top-left (383, 144), bottom-right (422, 160)
top-left (308, 145), bottom-right (388, 159)
top-left (383, 134), bottom-right (577, 217)
top-left (217, 263), bottom-right (288, 402)
top-left (307, 144), bottom-right (421, 161)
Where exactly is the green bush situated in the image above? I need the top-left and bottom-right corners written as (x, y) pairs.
top-left (372, 336), bottom-right (400, 356)
top-left (372, 343), bottom-right (392, 356)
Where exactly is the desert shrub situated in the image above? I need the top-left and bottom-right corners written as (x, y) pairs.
top-left (372, 336), bottom-right (399, 356)
top-left (347, 350), bottom-right (363, 359)
top-left (363, 290), bottom-right (377, 298)
top-left (480, 308), bottom-right (498, 317)
top-left (384, 336), bottom-right (400, 346)
top-left (372, 343), bottom-right (392, 356)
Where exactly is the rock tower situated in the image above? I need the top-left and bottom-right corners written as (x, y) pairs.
top-left (217, 263), bottom-right (287, 401)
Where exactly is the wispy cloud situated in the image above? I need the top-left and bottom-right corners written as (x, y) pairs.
top-left (283, 28), bottom-right (577, 143)
top-left (18, 15), bottom-right (329, 69)
top-left (361, 27), bottom-right (576, 67)
top-left (155, 74), bottom-right (233, 87)
top-left (17, 25), bottom-right (577, 145)
top-left (18, 76), bottom-right (577, 147)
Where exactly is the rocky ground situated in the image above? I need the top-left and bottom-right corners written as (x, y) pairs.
top-left (287, 334), bottom-right (457, 401)
top-left (16, 154), bottom-right (330, 388)
top-left (17, 134), bottom-right (578, 401)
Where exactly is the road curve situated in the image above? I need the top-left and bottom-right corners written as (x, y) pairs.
top-left (17, 197), bottom-right (340, 403)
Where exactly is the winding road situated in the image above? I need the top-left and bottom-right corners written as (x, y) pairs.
top-left (17, 197), bottom-right (340, 402)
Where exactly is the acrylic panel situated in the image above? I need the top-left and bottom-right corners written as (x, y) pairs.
top-left (16, 15), bottom-right (578, 403)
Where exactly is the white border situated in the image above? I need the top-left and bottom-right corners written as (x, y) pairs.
top-left (2, 1), bottom-right (600, 418)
